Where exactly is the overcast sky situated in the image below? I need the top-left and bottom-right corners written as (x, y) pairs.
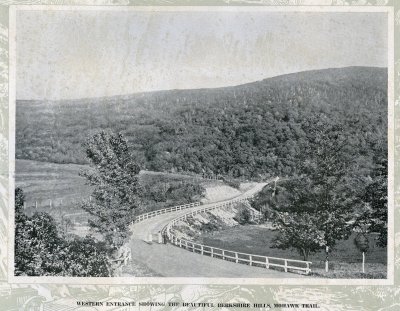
top-left (16, 9), bottom-right (388, 100)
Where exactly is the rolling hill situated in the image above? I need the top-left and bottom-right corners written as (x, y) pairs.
top-left (16, 66), bottom-right (387, 179)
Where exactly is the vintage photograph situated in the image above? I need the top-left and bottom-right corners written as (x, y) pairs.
top-left (11, 7), bottom-right (389, 280)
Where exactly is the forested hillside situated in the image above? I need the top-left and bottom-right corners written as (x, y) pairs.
top-left (16, 66), bottom-right (387, 179)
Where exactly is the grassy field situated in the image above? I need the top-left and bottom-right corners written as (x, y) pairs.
top-left (15, 159), bottom-right (239, 235)
top-left (15, 159), bottom-right (241, 210)
top-left (16, 159), bottom-right (93, 220)
top-left (16, 159), bottom-right (92, 205)
top-left (194, 225), bottom-right (387, 278)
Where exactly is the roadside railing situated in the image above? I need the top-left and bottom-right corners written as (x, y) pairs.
top-left (135, 202), bottom-right (201, 222)
top-left (134, 181), bottom-right (267, 223)
top-left (133, 181), bottom-right (312, 275)
top-left (167, 234), bottom-right (312, 274)
top-left (163, 191), bottom-right (312, 275)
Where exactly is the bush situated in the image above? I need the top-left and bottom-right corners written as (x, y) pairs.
top-left (15, 187), bottom-right (112, 277)
top-left (234, 206), bottom-right (252, 225)
top-left (200, 222), bottom-right (219, 233)
top-left (64, 236), bottom-right (111, 277)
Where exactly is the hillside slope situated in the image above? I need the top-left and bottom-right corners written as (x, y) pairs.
top-left (16, 66), bottom-right (387, 179)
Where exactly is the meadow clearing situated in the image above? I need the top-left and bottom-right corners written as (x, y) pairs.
top-left (194, 225), bottom-right (387, 278)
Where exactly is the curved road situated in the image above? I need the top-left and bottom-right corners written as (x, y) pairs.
top-left (128, 182), bottom-right (306, 278)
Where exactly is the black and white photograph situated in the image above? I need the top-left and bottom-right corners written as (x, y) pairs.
top-left (10, 7), bottom-right (391, 281)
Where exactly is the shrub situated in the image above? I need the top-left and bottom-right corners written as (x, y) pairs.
top-left (234, 206), bottom-right (252, 225)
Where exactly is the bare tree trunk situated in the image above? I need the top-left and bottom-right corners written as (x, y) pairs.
top-left (301, 248), bottom-right (309, 261)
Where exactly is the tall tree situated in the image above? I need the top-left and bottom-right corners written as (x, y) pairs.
top-left (292, 115), bottom-right (359, 249)
top-left (355, 150), bottom-right (388, 247)
top-left (80, 130), bottom-right (141, 249)
top-left (272, 211), bottom-right (326, 261)
top-left (253, 114), bottom-right (360, 261)
top-left (253, 184), bottom-right (326, 261)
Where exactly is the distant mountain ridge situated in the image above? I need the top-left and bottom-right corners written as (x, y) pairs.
top-left (17, 66), bottom-right (386, 104)
top-left (16, 66), bottom-right (387, 179)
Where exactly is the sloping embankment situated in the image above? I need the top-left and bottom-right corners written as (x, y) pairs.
top-left (169, 203), bottom-right (245, 241)
top-left (171, 182), bottom-right (259, 241)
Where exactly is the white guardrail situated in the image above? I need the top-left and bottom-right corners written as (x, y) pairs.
top-left (135, 202), bottom-right (201, 222)
top-left (134, 186), bottom-right (312, 275)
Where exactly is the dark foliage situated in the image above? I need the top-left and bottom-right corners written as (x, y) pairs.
top-left (363, 158), bottom-right (388, 247)
top-left (355, 149), bottom-right (388, 247)
top-left (15, 188), bottom-right (111, 276)
top-left (63, 236), bottom-right (110, 277)
top-left (140, 176), bottom-right (205, 213)
top-left (15, 211), bottom-right (65, 276)
top-left (234, 205), bottom-right (252, 225)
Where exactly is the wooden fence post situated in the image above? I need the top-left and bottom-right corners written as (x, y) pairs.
top-left (235, 253), bottom-right (238, 263)
top-left (249, 255), bottom-right (252, 266)
top-left (284, 260), bottom-right (288, 272)
top-left (266, 257), bottom-right (269, 269)
top-left (362, 252), bottom-right (365, 273)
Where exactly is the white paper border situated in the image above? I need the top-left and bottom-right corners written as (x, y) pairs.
top-left (7, 4), bottom-right (395, 286)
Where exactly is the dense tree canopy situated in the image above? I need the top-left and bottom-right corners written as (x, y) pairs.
top-left (16, 67), bottom-right (387, 181)
top-left (140, 177), bottom-right (205, 213)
